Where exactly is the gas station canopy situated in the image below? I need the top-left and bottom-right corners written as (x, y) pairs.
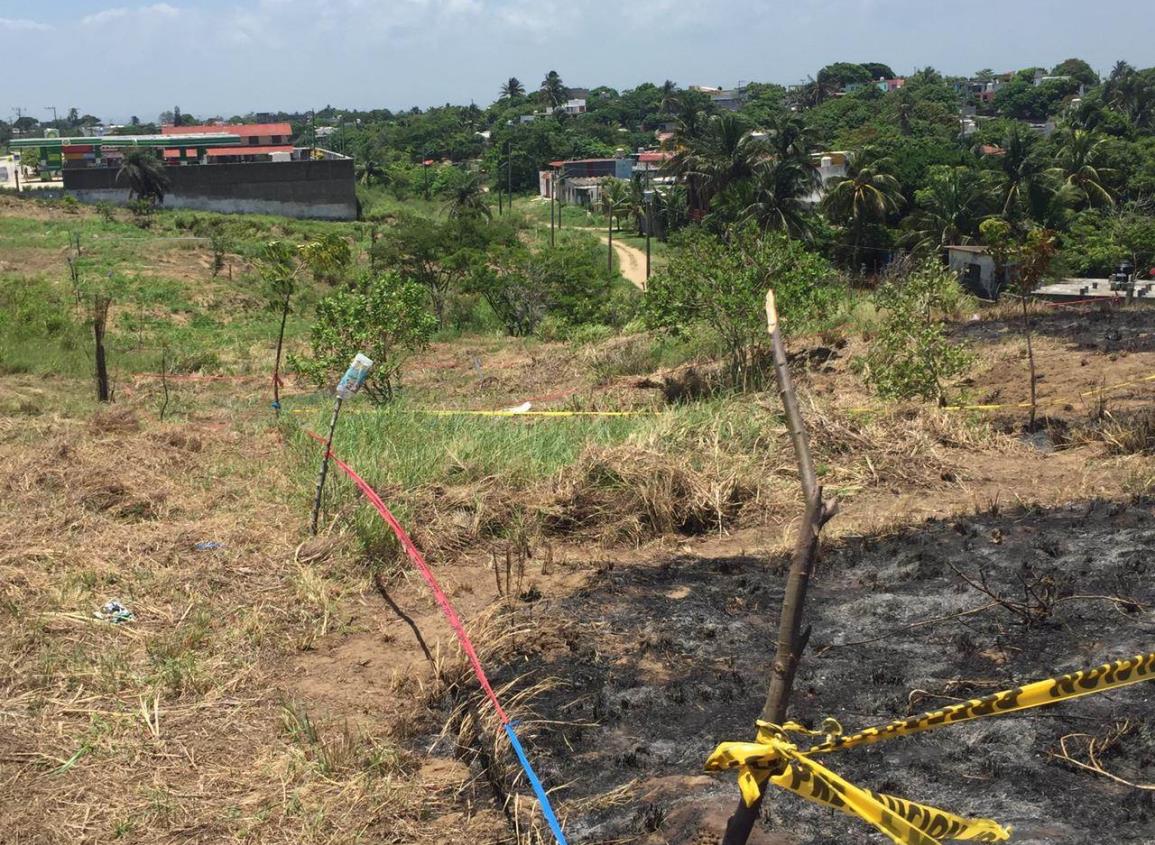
top-left (10, 134), bottom-right (242, 149)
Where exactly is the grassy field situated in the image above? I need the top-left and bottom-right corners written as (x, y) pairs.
top-left (3, 193), bottom-right (1155, 844)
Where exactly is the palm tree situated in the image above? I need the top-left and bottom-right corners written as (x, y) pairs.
top-left (822, 151), bottom-right (903, 270)
top-left (905, 165), bottom-right (995, 253)
top-left (732, 155), bottom-right (820, 239)
top-left (762, 111), bottom-right (814, 162)
top-left (355, 157), bottom-right (386, 187)
top-left (1051, 128), bottom-right (1115, 208)
top-left (995, 125), bottom-right (1073, 227)
top-left (659, 80), bottom-right (679, 114)
top-left (539, 71), bottom-right (568, 109)
top-left (663, 113), bottom-right (766, 216)
top-left (599, 177), bottom-right (632, 231)
top-left (500, 77), bottom-right (526, 100)
top-left (116, 149), bottom-right (170, 203)
top-left (444, 173), bottom-right (492, 221)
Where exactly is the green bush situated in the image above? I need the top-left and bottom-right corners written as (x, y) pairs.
top-left (860, 259), bottom-right (974, 402)
top-left (465, 232), bottom-right (620, 337)
top-left (290, 273), bottom-right (437, 404)
top-left (645, 225), bottom-right (841, 389)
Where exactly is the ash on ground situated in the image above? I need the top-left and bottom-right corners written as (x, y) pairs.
top-left (489, 499), bottom-right (1155, 844)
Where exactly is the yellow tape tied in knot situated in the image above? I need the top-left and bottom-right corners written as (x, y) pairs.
top-left (705, 722), bottom-right (1008, 845)
top-left (707, 652), bottom-right (1155, 844)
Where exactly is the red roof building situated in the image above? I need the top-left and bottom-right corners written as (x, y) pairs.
top-left (162, 123), bottom-right (295, 162)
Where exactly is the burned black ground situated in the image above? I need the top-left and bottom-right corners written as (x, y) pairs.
top-left (483, 499), bottom-right (1155, 844)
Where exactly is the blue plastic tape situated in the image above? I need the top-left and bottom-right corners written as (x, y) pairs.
top-left (502, 721), bottom-right (569, 845)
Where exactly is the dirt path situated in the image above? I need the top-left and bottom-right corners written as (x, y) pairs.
top-left (602, 234), bottom-right (648, 290)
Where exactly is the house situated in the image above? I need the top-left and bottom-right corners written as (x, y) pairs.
top-left (633, 150), bottom-right (672, 177)
top-left (801, 151), bottom-right (849, 206)
top-left (162, 122), bottom-right (295, 163)
top-left (690, 84), bottom-right (746, 111)
top-left (539, 157), bottom-right (633, 206)
top-left (559, 98), bottom-right (587, 116)
top-left (947, 245), bottom-right (1007, 299)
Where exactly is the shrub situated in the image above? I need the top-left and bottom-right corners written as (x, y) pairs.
top-left (644, 225), bottom-right (840, 389)
top-left (860, 258), bottom-right (974, 402)
top-left (466, 233), bottom-right (617, 337)
top-left (290, 273), bottom-right (437, 403)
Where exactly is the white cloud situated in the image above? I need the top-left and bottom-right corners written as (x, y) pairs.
top-left (82, 4), bottom-right (181, 27)
top-left (0, 17), bottom-right (52, 32)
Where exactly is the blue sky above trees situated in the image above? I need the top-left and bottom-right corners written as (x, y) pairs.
top-left (1, 0), bottom-right (1151, 121)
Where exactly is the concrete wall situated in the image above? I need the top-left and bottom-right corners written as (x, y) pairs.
top-left (64, 159), bottom-right (357, 221)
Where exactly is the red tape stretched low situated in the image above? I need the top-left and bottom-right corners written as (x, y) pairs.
top-left (306, 431), bottom-right (509, 723)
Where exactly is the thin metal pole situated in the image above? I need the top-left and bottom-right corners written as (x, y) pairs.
top-left (550, 172), bottom-right (556, 247)
top-left (310, 396), bottom-right (344, 535)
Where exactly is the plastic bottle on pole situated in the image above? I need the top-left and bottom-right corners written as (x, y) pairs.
top-left (336, 353), bottom-right (373, 399)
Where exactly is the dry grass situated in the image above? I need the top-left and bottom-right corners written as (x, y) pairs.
top-left (0, 404), bottom-right (505, 843)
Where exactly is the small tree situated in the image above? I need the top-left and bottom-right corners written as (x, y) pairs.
top-left (645, 226), bottom-right (837, 389)
top-left (117, 149), bottom-right (170, 205)
top-left (290, 273), bottom-right (437, 404)
top-left (862, 258), bottom-right (975, 402)
top-left (258, 241), bottom-right (306, 412)
top-left (981, 221), bottom-right (1057, 428)
top-left (298, 232), bottom-right (353, 286)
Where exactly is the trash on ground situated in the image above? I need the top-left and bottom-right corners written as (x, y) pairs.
top-left (94, 600), bottom-right (134, 624)
top-left (194, 541), bottom-right (223, 551)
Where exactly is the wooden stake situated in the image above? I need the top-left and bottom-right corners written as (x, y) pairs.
top-left (721, 290), bottom-right (838, 845)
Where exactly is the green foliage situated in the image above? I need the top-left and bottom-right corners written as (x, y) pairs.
top-left (645, 226), bottom-right (839, 389)
top-left (861, 259), bottom-right (975, 402)
top-left (290, 273), bottom-right (436, 403)
top-left (298, 233), bottom-right (353, 286)
top-left (468, 232), bottom-right (624, 336)
top-left (370, 214), bottom-right (517, 326)
top-left (116, 149), bottom-right (170, 204)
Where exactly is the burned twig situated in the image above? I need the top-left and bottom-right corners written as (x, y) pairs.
top-left (721, 289), bottom-right (839, 845)
top-left (1048, 721), bottom-right (1155, 791)
top-left (373, 572), bottom-right (434, 664)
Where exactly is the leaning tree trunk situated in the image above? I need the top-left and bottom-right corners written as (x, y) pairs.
top-left (721, 290), bottom-right (838, 845)
top-left (1021, 296), bottom-right (1037, 429)
top-left (273, 288), bottom-right (291, 414)
top-left (92, 295), bottom-right (111, 403)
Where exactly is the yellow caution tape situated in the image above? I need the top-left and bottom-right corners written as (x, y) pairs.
top-left (413, 409), bottom-right (649, 417)
top-left (288, 406), bottom-right (650, 417)
top-left (847, 372), bottom-right (1155, 416)
top-left (707, 722), bottom-right (1009, 844)
top-left (708, 652), bottom-right (1155, 843)
top-left (807, 651), bottom-right (1155, 755)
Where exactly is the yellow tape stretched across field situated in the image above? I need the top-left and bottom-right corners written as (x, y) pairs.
top-left (288, 407), bottom-right (652, 417)
top-left (845, 371), bottom-right (1155, 415)
top-left (706, 651), bottom-right (1155, 844)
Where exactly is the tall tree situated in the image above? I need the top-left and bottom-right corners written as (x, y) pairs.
top-left (1051, 128), bottom-right (1115, 208)
top-left (500, 77), bottom-right (526, 100)
top-left (905, 165), bottom-right (995, 253)
top-left (539, 70), bottom-right (568, 109)
top-left (822, 151), bottom-right (904, 270)
top-left (444, 173), bottom-right (492, 221)
top-left (733, 155), bottom-right (820, 240)
top-left (116, 149), bottom-right (171, 204)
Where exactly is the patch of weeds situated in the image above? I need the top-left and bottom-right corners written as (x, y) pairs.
top-left (279, 698), bottom-right (406, 777)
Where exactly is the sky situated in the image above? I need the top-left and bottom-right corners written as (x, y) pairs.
top-left (1, 0), bottom-right (1150, 124)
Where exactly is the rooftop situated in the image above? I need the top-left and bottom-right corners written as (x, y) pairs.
top-left (162, 123), bottom-right (293, 138)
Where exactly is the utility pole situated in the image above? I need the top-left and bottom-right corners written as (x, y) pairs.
top-left (423, 150), bottom-right (430, 200)
top-left (644, 190), bottom-right (653, 283)
top-left (44, 106), bottom-right (58, 129)
top-left (506, 139), bottom-right (513, 210)
top-left (550, 169), bottom-right (556, 247)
